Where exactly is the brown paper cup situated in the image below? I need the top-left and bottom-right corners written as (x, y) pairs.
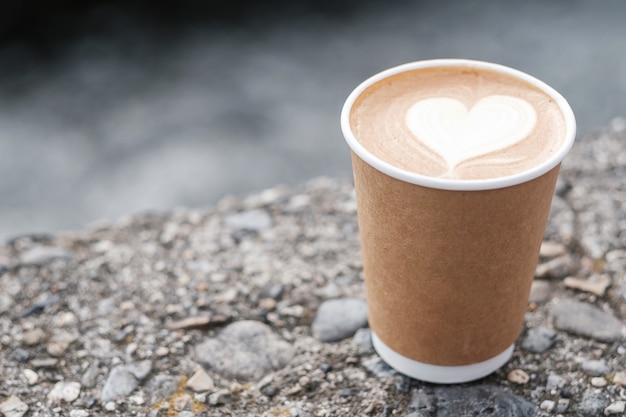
top-left (341, 59), bottom-right (576, 383)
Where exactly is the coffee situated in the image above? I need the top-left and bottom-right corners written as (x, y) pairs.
top-left (349, 65), bottom-right (566, 180)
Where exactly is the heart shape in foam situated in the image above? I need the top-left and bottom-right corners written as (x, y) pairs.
top-left (406, 95), bottom-right (537, 170)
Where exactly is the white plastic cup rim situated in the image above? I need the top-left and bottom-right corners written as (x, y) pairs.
top-left (340, 59), bottom-right (577, 191)
top-left (371, 331), bottom-right (514, 384)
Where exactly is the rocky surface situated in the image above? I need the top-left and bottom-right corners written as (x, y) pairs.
top-left (1, 124), bottom-right (626, 416)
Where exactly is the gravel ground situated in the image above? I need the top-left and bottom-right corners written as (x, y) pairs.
top-left (1, 123), bottom-right (626, 416)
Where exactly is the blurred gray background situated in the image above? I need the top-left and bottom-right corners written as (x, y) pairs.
top-left (1, 0), bottom-right (626, 241)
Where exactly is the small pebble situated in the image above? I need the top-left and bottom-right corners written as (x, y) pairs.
top-left (47, 381), bottom-right (81, 404)
top-left (0, 395), bottom-right (29, 417)
top-left (521, 327), bottom-right (557, 353)
top-left (362, 357), bottom-right (396, 378)
top-left (338, 387), bottom-right (361, 397)
top-left (312, 298), bottom-right (368, 342)
top-left (195, 320), bottom-right (294, 381)
top-left (22, 369), bottom-right (39, 385)
top-left (166, 316), bottom-right (212, 330)
top-left (46, 331), bottom-right (78, 357)
top-left (507, 369), bottom-right (530, 384)
top-left (604, 401), bottom-right (626, 415)
top-left (69, 410), bottom-right (89, 417)
top-left (186, 368), bottom-right (215, 392)
top-left (535, 255), bottom-right (576, 279)
top-left (260, 283), bottom-right (284, 300)
top-left (258, 297), bottom-right (277, 311)
top-left (146, 374), bottom-right (179, 406)
top-left (81, 361), bottom-right (100, 388)
top-left (22, 328), bottom-right (47, 346)
top-left (539, 400), bottom-right (555, 412)
top-left (352, 328), bottom-right (374, 353)
top-left (582, 359), bottom-right (610, 376)
top-left (613, 371), bottom-right (626, 386)
top-left (546, 373), bottom-right (566, 392)
top-left (30, 358), bottom-right (58, 368)
top-left (578, 388), bottom-right (609, 416)
top-left (208, 389), bottom-right (232, 406)
top-left (564, 274), bottom-right (611, 296)
top-left (591, 376), bottom-right (608, 387)
top-left (556, 398), bottom-right (570, 413)
top-left (529, 280), bottom-right (551, 304)
top-left (552, 300), bottom-right (623, 342)
top-left (12, 348), bottom-right (30, 362)
top-left (100, 360), bottom-right (153, 403)
top-left (540, 241), bottom-right (567, 258)
top-left (155, 346), bottom-right (169, 357)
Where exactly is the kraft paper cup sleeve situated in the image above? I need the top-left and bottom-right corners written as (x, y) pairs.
top-left (352, 153), bottom-right (560, 366)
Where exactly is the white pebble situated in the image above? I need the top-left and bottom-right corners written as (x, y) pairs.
top-left (540, 400), bottom-right (555, 412)
top-left (47, 381), bottom-right (81, 404)
top-left (604, 401), bottom-right (626, 415)
top-left (155, 346), bottom-right (169, 357)
top-left (129, 395), bottom-right (145, 405)
top-left (22, 369), bottom-right (39, 385)
top-left (69, 410), bottom-right (89, 417)
top-left (104, 401), bottom-right (116, 411)
top-left (591, 376), bottom-right (608, 387)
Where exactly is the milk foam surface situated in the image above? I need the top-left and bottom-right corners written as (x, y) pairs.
top-left (349, 67), bottom-right (566, 180)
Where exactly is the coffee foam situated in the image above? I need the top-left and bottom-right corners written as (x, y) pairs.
top-left (349, 67), bottom-right (566, 180)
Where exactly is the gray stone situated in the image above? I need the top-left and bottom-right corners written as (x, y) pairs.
top-left (100, 360), bottom-right (152, 402)
top-left (521, 327), bottom-right (557, 353)
top-left (556, 398), bottom-right (570, 413)
top-left (552, 300), bottom-right (623, 342)
top-left (362, 356), bottom-right (397, 378)
top-left (546, 373), bottom-right (566, 392)
top-left (80, 360), bottom-right (100, 388)
top-left (312, 298), bottom-right (368, 342)
top-left (224, 209), bottom-right (272, 231)
top-left (581, 359), bottom-right (610, 376)
top-left (577, 388), bottom-right (609, 416)
top-left (195, 320), bottom-right (294, 381)
top-left (408, 385), bottom-right (537, 417)
top-left (146, 374), bottom-right (179, 406)
top-left (352, 328), bottom-right (374, 353)
top-left (528, 280), bottom-right (551, 304)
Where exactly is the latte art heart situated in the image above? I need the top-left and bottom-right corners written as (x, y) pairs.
top-left (406, 95), bottom-right (537, 170)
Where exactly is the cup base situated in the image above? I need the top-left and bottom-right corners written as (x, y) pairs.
top-left (371, 331), bottom-right (514, 384)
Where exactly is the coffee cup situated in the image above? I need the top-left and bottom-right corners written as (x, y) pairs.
top-left (341, 59), bottom-right (576, 383)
